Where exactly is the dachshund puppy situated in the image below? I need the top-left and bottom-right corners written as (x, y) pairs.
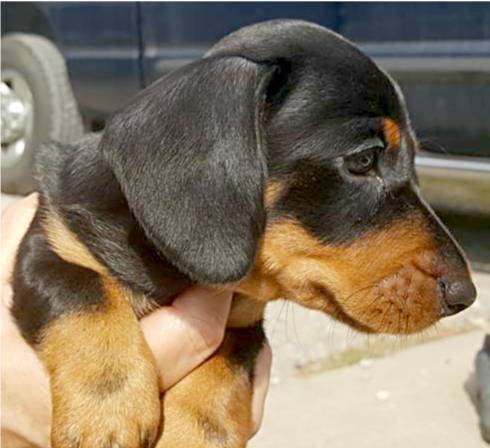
top-left (11, 20), bottom-right (476, 448)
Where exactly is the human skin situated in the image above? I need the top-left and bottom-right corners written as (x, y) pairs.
top-left (1, 194), bottom-right (272, 447)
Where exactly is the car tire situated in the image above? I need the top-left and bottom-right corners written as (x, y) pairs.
top-left (1, 33), bottom-right (84, 194)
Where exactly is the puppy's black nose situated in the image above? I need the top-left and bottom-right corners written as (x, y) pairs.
top-left (440, 278), bottom-right (477, 317)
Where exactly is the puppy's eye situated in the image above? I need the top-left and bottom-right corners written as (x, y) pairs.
top-left (344, 148), bottom-right (378, 175)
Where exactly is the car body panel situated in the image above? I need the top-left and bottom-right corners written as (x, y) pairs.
top-left (2, 2), bottom-right (489, 213)
top-left (2, 2), bottom-right (142, 119)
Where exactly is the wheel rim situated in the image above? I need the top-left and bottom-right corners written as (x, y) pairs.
top-left (1, 69), bottom-right (34, 169)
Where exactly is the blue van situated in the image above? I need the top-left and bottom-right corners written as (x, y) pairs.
top-left (1, 2), bottom-right (489, 214)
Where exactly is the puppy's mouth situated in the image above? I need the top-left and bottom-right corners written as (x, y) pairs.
top-left (311, 283), bottom-right (376, 333)
top-left (310, 259), bottom-right (443, 335)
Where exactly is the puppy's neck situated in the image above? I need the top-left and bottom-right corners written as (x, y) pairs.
top-left (227, 293), bottom-right (266, 328)
top-left (227, 265), bottom-right (282, 328)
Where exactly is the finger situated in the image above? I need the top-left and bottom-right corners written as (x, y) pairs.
top-left (1, 193), bottom-right (38, 225)
top-left (1, 307), bottom-right (52, 447)
top-left (250, 342), bottom-right (273, 438)
top-left (141, 287), bottom-right (233, 390)
top-left (1, 194), bottom-right (38, 302)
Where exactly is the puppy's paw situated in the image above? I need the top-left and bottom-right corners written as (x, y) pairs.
top-left (50, 369), bottom-right (161, 448)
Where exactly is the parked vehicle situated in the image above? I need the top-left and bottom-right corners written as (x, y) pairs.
top-left (2, 2), bottom-right (489, 214)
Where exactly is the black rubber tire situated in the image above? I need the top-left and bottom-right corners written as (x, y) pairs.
top-left (1, 33), bottom-right (84, 194)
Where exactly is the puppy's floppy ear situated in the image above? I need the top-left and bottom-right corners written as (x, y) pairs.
top-left (100, 56), bottom-right (276, 284)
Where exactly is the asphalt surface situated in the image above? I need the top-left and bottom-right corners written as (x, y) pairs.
top-left (2, 193), bottom-right (490, 447)
top-left (251, 330), bottom-right (489, 448)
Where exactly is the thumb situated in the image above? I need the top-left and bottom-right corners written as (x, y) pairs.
top-left (140, 287), bottom-right (233, 390)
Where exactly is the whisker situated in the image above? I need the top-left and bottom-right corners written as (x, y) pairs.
top-left (290, 301), bottom-right (301, 346)
top-left (283, 298), bottom-right (290, 342)
top-left (343, 282), bottom-right (379, 304)
top-left (270, 299), bottom-right (287, 340)
top-left (355, 293), bottom-right (382, 329)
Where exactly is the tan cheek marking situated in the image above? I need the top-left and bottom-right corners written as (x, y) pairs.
top-left (383, 118), bottom-right (401, 149)
top-left (239, 215), bottom-right (441, 334)
top-left (261, 216), bottom-right (437, 298)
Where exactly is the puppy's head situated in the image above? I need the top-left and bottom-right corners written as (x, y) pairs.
top-left (101, 20), bottom-right (476, 334)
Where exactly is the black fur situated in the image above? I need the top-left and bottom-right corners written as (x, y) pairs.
top-left (226, 322), bottom-right (266, 381)
top-left (100, 56), bottom-right (274, 284)
top-left (11, 204), bottom-right (105, 345)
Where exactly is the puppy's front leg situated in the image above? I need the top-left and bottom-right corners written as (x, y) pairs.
top-left (158, 324), bottom-right (265, 448)
top-left (38, 278), bottom-right (161, 448)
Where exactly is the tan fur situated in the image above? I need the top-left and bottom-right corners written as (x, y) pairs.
top-left (42, 211), bottom-right (107, 275)
top-left (383, 117), bottom-right (401, 149)
top-left (39, 278), bottom-right (161, 448)
top-left (42, 210), bottom-right (158, 318)
top-left (38, 191), bottom-right (443, 448)
top-left (264, 180), bottom-right (284, 209)
top-left (156, 331), bottom-right (252, 448)
top-left (237, 215), bottom-right (443, 334)
top-left (227, 295), bottom-right (265, 328)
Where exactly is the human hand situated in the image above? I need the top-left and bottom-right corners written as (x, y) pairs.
top-left (1, 195), bottom-right (272, 447)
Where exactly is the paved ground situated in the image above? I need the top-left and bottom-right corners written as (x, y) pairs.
top-left (3, 193), bottom-right (490, 446)
top-left (263, 272), bottom-right (490, 382)
top-left (251, 273), bottom-right (490, 448)
top-left (251, 330), bottom-right (488, 448)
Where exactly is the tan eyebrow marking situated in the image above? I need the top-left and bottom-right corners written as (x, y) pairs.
top-left (383, 118), bottom-right (401, 149)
